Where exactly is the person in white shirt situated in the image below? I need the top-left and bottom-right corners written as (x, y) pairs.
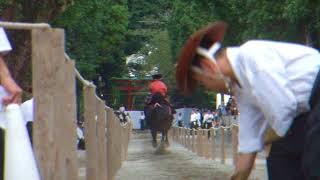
top-left (189, 110), bottom-right (198, 129)
top-left (177, 112), bottom-right (183, 127)
top-left (195, 110), bottom-right (201, 127)
top-left (140, 111), bottom-right (145, 130)
top-left (0, 27), bottom-right (23, 180)
top-left (203, 110), bottom-right (213, 129)
top-left (0, 28), bottom-right (22, 105)
top-left (176, 21), bottom-right (320, 180)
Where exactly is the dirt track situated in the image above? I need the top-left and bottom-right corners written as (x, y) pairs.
top-left (115, 132), bottom-right (267, 180)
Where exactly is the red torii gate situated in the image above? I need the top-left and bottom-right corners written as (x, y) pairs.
top-left (111, 78), bottom-right (152, 110)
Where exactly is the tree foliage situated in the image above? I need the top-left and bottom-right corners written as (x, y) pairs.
top-left (53, 0), bottom-right (129, 104)
top-left (125, 0), bottom-right (172, 55)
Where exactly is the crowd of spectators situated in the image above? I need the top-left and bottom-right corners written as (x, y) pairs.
top-left (177, 96), bottom-right (239, 129)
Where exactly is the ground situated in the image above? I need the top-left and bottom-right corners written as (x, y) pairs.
top-left (115, 131), bottom-right (267, 180)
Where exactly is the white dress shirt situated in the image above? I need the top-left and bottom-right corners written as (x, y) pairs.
top-left (190, 113), bottom-right (197, 122)
top-left (203, 113), bottom-right (213, 123)
top-left (0, 28), bottom-right (33, 128)
top-left (227, 40), bottom-right (320, 153)
top-left (0, 27), bottom-right (12, 54)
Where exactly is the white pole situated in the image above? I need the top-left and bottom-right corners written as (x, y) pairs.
top-left (216, 93), bottom-right (221, 109)
top-left (4, 104), bottom-right (40, 180)
top-left (224, 94), bottom-right (230, 106)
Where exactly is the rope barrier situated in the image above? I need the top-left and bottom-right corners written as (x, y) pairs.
top-left (0, 22), bottom-right (94, 89)
top-left (64, 53), bottom-right (96, 88)
top-left (187, 122), bottom-right (239, 131)
top-left (0, 21), bottom-right (50, 30)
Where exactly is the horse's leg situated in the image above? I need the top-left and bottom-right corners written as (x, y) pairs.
top-left (164, 129), bottom-right (170, 147)
top-left (151, 129), bottom-right (157, 148)
top-left (161, 130), bottom-right (165, 142)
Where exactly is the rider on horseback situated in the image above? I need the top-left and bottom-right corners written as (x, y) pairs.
top-left (149, 73), bottom-right (169, 103)
top-left (144, 73), bottom-right (172, 128)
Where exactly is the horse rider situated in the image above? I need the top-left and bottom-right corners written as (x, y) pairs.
top-left (148, 73), bottom-right (168, 101)
top-left (144, 73), bottom-right (173, 126)
top-left (147, 72), bottom-right (173, 108)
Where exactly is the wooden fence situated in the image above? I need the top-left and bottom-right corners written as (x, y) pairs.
top-left (170, 117), bottom-right (239, 166)
top-left (0, 22), bottom-right (132, 180)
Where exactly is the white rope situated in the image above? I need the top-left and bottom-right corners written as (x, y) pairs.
top-left (64, 53), bottom-right (95, 88)
top-left (176, 122), bottom-right (238, 131)
top-left (0, 21), bottom-right (50, 30)
top-left (220, 125), bottom-right (233, 130)
top-left (0, 22), bottom-right (94, 89)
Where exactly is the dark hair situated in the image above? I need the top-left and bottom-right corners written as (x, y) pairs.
top-left (152, 73), bottom-right (162, 80)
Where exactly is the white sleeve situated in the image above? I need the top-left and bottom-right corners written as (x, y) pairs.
top-left (238, 100), bottom-right (269, 153)
top-left (239, 47), bottom-right (297, 137)
top-left (249, 69), bottom-right (297, 136)
top-left (0, 28), bottom-right (12, 54)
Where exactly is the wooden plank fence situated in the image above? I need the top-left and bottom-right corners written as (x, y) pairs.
top-left (1, 22), bottom-right (132, 180)
top-left (170, 121), bottom-right (239, 166)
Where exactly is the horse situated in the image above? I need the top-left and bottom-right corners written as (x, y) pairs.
top-left (145, 93), bottom-right (173, 148)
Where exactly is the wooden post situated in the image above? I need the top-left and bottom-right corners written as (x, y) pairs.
top-left (181, 128), bottom-right (184, 145)
top-left (96, 100), bottom-right (107, 180)
top-left (84, 86), bottom-right (98, 180)
top-left (220, 128), bottom-right (226, 164)
top-left (197, 130), bottom-right (202, 156)
top-left (176, 128), bottom-right (179, 143)
top-left (32, 28), bottom-right (78, 180)
top-left (186, 129), bottom-right (189, 149)
top-left (106, 108), bottom-right (115, 180)
top-left (198, 129), bottom-right (203, 156)
top-left (124, 122), bottom-right (131, 160)
top-left (192, 129), bottom-right (196, 153)
top-left (178, 127), bottom-right (182, 144)
top-left (204, 130), bottom-right (210, 159)
top-left (196, 130), bottom-right (199, 155)
top-left (114, 112), bottom-right (122, 174)
top-left (185, 128), bottom-right (188, 149)
top-left (232, 125), bottom-right (239, 165)
top-left (210, 128), bottom-right (215, 160)
top-left (62, 59), bottom-right (78, 180)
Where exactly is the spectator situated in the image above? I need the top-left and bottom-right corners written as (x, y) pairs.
top-left (195, 109), bottom-right (201, 127)
top-left (0, 27), bottom-right (23, 180)
top-left (175, 21), bottom-right (320, 179)
top-left (139, 112), bottom-right (145, 130)
top-left (177, 112), bottom-right (184, 127)
top-left (189, 110), bottom-right (198, 129)
top-left (203, 110), bottom-right (213, 129)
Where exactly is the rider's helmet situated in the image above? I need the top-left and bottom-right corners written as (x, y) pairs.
top-left (151, 72), bottom-right (162, 80)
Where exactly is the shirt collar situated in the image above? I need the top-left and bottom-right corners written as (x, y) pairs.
top-left (226, 47), bottom-right (243, 90)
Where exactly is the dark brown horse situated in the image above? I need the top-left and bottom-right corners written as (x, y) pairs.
top-left (145, 93), bottom-right (173, 148)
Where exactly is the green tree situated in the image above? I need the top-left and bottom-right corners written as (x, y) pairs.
top-left (126, 0), bottom-right (172, 54)
top-left (53, 0), bottom-right (129, 104)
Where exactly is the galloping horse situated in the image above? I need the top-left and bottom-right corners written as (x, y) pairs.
top-left (145, 93), bottom-right (173, 148)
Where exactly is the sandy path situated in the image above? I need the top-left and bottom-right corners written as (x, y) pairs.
top-left (115, 132), bottom-right (267, 180)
